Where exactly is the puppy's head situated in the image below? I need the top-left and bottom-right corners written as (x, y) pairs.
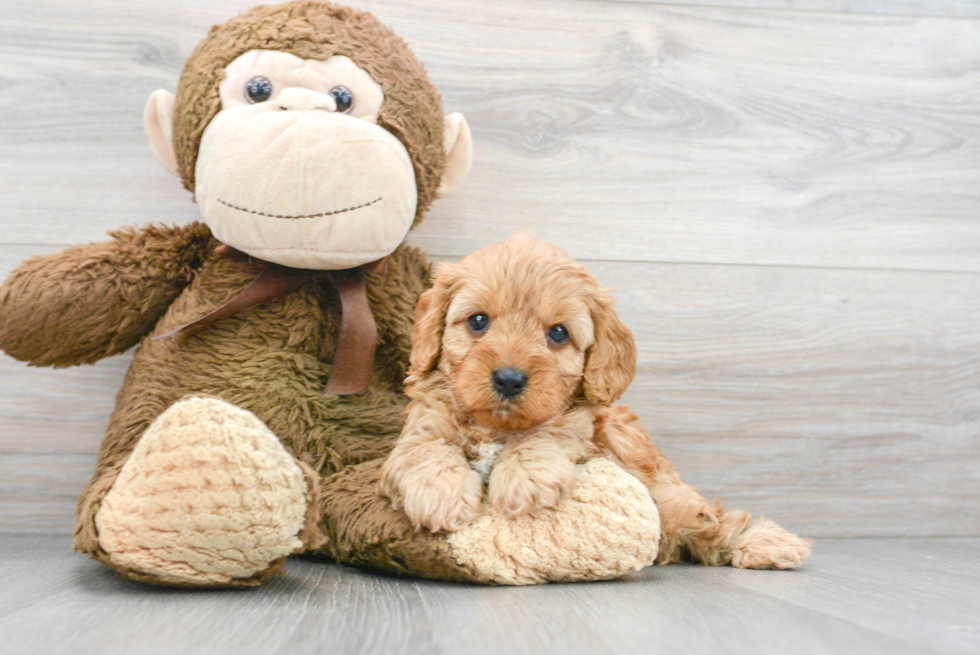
top-left (409, 232), bottom-right (636, 431)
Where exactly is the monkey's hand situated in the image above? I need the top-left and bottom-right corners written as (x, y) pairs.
top-left (0, 222), bottom-right (213, 367)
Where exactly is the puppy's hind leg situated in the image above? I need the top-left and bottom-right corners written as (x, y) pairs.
top-left (595, 407), bottom-right (812, 569)
top-left (646, 475), bottom-right (814, 569)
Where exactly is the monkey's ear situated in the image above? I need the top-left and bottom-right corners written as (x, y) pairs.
top-left (143, 89), bottom-right (179, 177)
top-left (436, 113), bottom-right (472, 198)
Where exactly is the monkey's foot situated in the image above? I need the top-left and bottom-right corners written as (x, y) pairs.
top-left (449, 458), bottom-right (662, 584)
top-left (95, 397), bottom-right (310, 586)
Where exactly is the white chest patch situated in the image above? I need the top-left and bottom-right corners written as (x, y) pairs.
top-left (470, 442), bottom-right (505, 485)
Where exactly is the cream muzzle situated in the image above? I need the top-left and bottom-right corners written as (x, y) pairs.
top-left (194, 51), bottom-right (417, 270)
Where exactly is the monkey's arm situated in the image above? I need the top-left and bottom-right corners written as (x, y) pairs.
top-left (0, 222), bottom-right (214, 367)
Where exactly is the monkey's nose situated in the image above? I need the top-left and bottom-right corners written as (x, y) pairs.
top-left (277, 87), bottom-right (338, 112)
top-left (492, 368), bottom-right (527, 399)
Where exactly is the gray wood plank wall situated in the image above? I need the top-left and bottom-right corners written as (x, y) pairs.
top-left (1, 0), bottom-right (978, 537)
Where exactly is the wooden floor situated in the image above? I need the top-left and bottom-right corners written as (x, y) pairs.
top-left (0, 535), bottom-right (976, 655)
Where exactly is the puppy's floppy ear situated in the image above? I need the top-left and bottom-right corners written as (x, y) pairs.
top-left (408, 263), bottom-right (459, 381)
top-left (582, 289), bottom-right (637, 405)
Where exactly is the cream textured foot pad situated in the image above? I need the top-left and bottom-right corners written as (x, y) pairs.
top-left (447, 458), bottom-right (661, 585)
top-left (95, 396), bottom-right (308, 585)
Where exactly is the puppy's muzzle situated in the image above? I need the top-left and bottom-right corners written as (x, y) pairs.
top-left (492, 367), bottom-right (527, 399)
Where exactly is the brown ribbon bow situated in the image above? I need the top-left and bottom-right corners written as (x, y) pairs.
top-left (152, 244), bottom-right (388, 396)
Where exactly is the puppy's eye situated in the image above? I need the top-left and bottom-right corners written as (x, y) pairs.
top-left (329, 85), bottom-right (353, 113)
top-left (547, 324), bottom-right (569, 345)
top-left (245, 76), bottom-right (273, 103)
top-left (468, 313), bottom-right (490, 333)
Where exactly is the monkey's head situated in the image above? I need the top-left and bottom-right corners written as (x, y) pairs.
top-left (144, 0), bottom-right (471, 270)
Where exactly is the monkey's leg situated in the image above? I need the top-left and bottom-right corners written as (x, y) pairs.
top-left (0, 222), bottom-right (213, 367)
top-left (318, 458), bottom-right (481, 583)
top-left (318, 456), bottom-right (661, 585)
top-left (74, 397), bottom-right (323, 587)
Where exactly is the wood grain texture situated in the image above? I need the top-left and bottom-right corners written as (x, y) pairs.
top-left (0, 455), bottom-right (96, 533)
top-left (0, 0), bottom-right (979, 271)
top-left (0, 356), bottom-right (125, 454)
top-left (602, 0), bottom-right (980, 19)
top-left (0, 535), bottom-right (977, 655)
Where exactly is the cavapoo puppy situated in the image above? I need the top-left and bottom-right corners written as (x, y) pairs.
top-left (380, 233), bottom-right (811, 569)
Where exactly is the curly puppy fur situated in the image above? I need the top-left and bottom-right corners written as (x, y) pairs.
top-left (380, 233), bottom-right (812, 569)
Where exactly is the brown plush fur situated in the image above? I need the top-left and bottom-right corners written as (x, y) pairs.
top-left (0, 1), bottom-right (482, 586)
top-left (0, 223), bottom-right (213, 367)
top-left (173, 0), bottom-right (446, 227)
top-left (0, 225), bottom-right (490, 584)
top-left (381, 234), bottom-right (813, 569)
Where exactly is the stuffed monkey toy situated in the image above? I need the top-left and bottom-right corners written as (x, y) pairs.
top-left (0, 1), bottom-right (661, 586)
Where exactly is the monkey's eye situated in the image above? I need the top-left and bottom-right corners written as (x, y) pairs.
top-left (547, 324), bottom-right (569, 345)
top-left (468, 313), bottom-right (490, 333)
top-left (245, 76), bottom-right (273, 103)
top-left (329, 85), bottom-right (353, 113)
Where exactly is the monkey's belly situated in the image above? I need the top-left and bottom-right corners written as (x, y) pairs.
top-left (109, 277), bottom-right (405, 475)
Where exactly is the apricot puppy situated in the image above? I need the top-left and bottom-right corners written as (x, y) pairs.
top-left (380, 233), bottom-right (811, 569)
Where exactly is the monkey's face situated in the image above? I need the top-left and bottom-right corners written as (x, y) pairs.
top-left (145, 37), bottom-right (471, 271)
top-left (191, 50), bottom-right (416, 270)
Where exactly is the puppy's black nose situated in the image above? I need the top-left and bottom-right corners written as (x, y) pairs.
top-left (492, 368), bottom-right (527, 399)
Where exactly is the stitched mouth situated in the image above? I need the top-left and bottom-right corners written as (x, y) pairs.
top-left (217, 196), bottom-right (382, 220)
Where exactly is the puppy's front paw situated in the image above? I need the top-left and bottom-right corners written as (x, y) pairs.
top-left (386, 462), bottom-right (485, 533)
top-left (489, 454), bottom-right (576, 517)
top-left (730, 518), bottom-right (813, 570)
